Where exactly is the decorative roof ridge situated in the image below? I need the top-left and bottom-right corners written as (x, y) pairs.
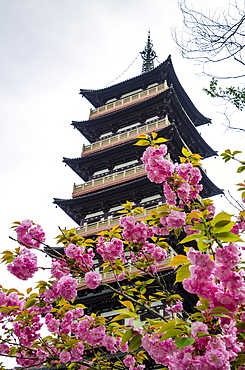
top-left (80, 55), bottom-right (171, 95)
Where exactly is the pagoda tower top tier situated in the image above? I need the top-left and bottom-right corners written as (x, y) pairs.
top-left (79, 56), bottom-right (210, 127)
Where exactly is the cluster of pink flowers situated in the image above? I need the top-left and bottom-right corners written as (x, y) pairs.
top-left (183, 245), bottom-right (245, 313)
top-left (120, 216), bottom-right (154, 243)
top-left (160, 210), bottom-right (186, 229)
top-left (142, 323), bottom-right (238, 369)
top-left (13, 309), bottom-right (42, 346)
top-left (64, 243), bottom-right (95, 272)
top-left (45, 307), bottom-right (84, 335)
top-left (141, 144), bottom-right (174, 183)
top-left (43, 275), bottom-right (78, 302)
top-left (15, 219), bottom-right (45, 248)
top-left (51, 258), bottom-right (70, 279)
top-left (0, 291), bottom-right (24, 313)
top-left (97, 236), bottom-right (125, 262)
top-left (45, 310), bottom-right (128, 362)
top-left (141, 146), bottom-right (203, 206)
top-left (16, 349), bottom-right (46, 368)
top-left (142, 334), bottom-right (177, 365)
top-left (143, 242), bottom-right (167, 263)
top-left (59, 343), bottom-right (84, 363)
top-left (7, 247), bottom-right (38, 280)
top-left (3, 138), bottom-right (245, 370)
top-left (0, 344), bottom-right (9, 355)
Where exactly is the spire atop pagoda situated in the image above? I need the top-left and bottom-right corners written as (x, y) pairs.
top-left (140, 30), bottom-right (157, 73)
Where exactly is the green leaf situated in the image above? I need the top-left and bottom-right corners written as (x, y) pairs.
top-left (188, 312), bottom-right (204, 320)
top-left (136, 133), bottom-right (148, 139)
top-left (237, 166), bottom-right (245, 173)
top-left (111, 312), bottom-right (135, 321)
top-left (175, 263), bottom-right (191, 283)
top-left (236, 321), bottom-right (245, 330)
top-left (182, 147), bottom-right (191, 157)
top-left (197, 237), bottom-right (210, 251)
top-left (25, 298), bottom-right (37, 309)
top-left (154, 137), bottom-right (168, 143)
top-left (134, 139), bottom-right (150, 146)
top-left (199, 297), bottom-right (210, 309)
top-left (210, 307), bottom-right (232, 314)
top-left (213, 220), bottom-right (235, 233)
top-left (210, 313), bottom-right (231, 318)
top-left (160, 328), bottom-right (183, 341)
top-left (103, 265), bottom-right (111, 273)
top-left (211, 212), bottom-right (231, 226)
top-left (215, 232), bottom-right (242, 242)
top-left (179, 233), bottom-right (202, 244)
top-left (151, 132), bottom-right (158, 139)
top-left (145, 279), bottom-right (155, 284)
top-left (9, 347), bottom-right (18, 356)
top-left (190, 223), bottom-right (205, 231)
top-left (165, 254), bottom-right (188, 267)
top-left (151, 320), bottom-right (177, 332)
top-left (129, 334), bottom-right (142, 351)
top-left (120, 300), bottom-right (135, 312)
top-left (175, 337), bottom-right (194, 350)
top-left (121, 328), bottom-right (134, 345)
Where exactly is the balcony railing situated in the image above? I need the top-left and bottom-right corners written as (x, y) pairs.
top-left (89, 81), bottom-right (168, 119)
top-left (76, 246), bottom-right (176, 288)
top-left (81, 116), bottom-right (170, 156)
top-left (72, 164), bottom-right (146, 197)
top-left (77, 206), bottom-right (160, 237)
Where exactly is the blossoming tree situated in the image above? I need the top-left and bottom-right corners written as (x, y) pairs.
top-left (1, 133), bottom-right (245, 370)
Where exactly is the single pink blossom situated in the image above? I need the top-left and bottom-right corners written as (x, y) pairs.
top-left (85, 271), bottom-right (102, 289)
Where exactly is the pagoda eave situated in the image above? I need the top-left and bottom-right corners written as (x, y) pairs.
top-left (73, 87), bottom-right (211, 144)
top-left (54, 177), bottom-right (163, 225)
top-left (64, 121), bottom-right (217, 182)
top-left (80, 56), bottom-right (210, 127)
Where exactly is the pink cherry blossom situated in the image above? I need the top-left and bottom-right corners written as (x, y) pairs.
top-left (7, 248), bottom-right (38, 280)
top-left (85, 271), bottom-right (102, 289)
top-left (15, 219), bottom-right (45, 248)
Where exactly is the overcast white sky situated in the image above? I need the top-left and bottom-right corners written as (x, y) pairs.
top-left (0, 0), bottom-right (244, 289)
top-left (0, 0), bottom-right (245, 367)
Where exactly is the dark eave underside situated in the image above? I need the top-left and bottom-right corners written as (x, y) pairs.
top-left (54, 172), bottom-right (222, 225)
top-left (65, 119), bottom-right (217, 182)
top-left (79, 56), bottom-right (210, 127)
top-left (73, 87), bottom-right (210, 145)
top-left (54, 177), bottom-right (163, 224)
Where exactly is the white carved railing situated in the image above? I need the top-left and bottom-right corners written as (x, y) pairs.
top-left (81, 116), bottom-right (170, 156)
top-left (89, 81), bottom-right (168, 119)
top-left (76, 206), bottom-right (160, 237)
top-left (72, 164), bottom-right (145, 197)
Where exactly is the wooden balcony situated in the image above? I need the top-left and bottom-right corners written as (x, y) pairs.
top-left (81, 116), bottom-right (170, 156)
top-left (77, 206), bottom-right (160, 237)
top-left (76, 246), bottom-right (176, 288)
top-left (89, 81), bottom-right (169, 119)
top-left (72, 164), bottom-right (146, 197)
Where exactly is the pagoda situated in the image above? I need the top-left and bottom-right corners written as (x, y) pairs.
top-left (54, 34), bottom-right (220, 236)
top-left (53, 34), bottom-right (221, 319)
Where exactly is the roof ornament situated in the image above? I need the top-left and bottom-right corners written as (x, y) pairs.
top-left (140, 31), bottom-right (157, 73)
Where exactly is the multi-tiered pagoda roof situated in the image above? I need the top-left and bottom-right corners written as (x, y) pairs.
top-left (54, 54), bottom-right (222, 232)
